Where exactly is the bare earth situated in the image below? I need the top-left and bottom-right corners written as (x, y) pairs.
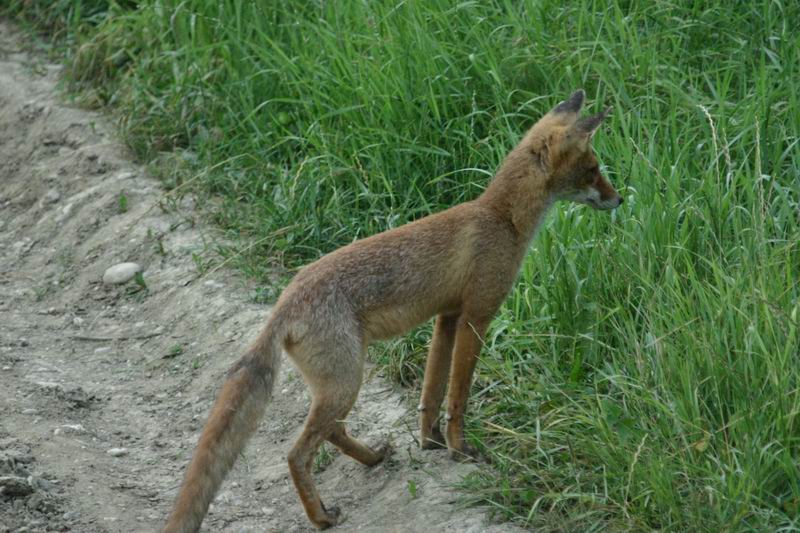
top-left (0, 21), bottom-right (520, 533)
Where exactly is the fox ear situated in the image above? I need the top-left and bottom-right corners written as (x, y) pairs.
top-left (575, 106), bottom-right (611, 138)
top-left (552, 89), bottom-right (585, 115)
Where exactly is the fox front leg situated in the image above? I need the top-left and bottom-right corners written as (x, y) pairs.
top-left (444, 316), bottom-right (489, 461)
top-left (419, 314), bottom-right (459, 449)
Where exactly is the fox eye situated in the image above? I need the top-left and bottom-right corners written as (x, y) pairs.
top-left (581, 166), bottom-right (599, 184)
top-left (580, 168), bottom-right (596, 183)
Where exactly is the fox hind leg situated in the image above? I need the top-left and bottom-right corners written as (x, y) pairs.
top-left (328, 422), bottom-right (389, 466)
top-left (288, 399), bottom-right (344, 530)
top-left (287, 335), bottom-right (370, 529)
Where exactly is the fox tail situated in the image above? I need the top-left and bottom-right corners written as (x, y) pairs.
top-left (163, 319), bottom-right (283, 533)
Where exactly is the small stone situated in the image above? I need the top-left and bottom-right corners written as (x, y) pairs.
top-left (12, 240), bottom-right (28, 251)
top-left (102, 262), bottom-right (142, 285)
top-left (57, 424), bottom-right (86, 435)
top-left (2, 366), bottom-right (10, 371)
top-left (61, 387), bottom-right (93, 409)
top-left (19, 338), bottom-right (29, 347)
top-left (0, 475), bottom-right (33, 497)
top-left (30, 476), bottom-right (55, 492)
top-left (56, 202), bottom-right (73, 222)
top-left (106, 448), bottom-right (128, 457)
top-left (22, 408), bottom-right (37, 415)
top-left (28, 492), bottom-right (56, 512)
top-left (43, 189), bottom-right (60, 204)
top-left (73, 316), bottom-right (85, 326)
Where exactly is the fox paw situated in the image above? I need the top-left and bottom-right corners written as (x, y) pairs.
top-left (375, 441), bottom-right (393, 462)
top-left (316, 503), bottom-right (341, 529)
top-left (420, 427), bottom-right (446, 450)
top-left (447, 443), bottom-right (482, 463)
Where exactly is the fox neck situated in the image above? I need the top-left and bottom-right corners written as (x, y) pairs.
top-left (478, 146), bottom-right (554, 242)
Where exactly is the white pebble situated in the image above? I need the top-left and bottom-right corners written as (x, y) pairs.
top-left (102, 262), bottom-right (142, 285)
top-left (44, 189), bottom-right (61, 203)
top-left (56, 202), bottom-right (74, 222)
top-left (106, 448), bottom-right (129, 457)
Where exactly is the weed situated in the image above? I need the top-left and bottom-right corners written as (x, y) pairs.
top-left (131, 271), bottom-right (147, 292)
top-left (407, 479), bottom-right (418, 500)
top-left (191, 251), bottom-right (211, 276)
top-left (164, 344), bottom-right (183, 359)
top-left (145, 228), bottom-right (168, 256)
top-left (313, 444), bottom-right (334, 474)
top-left (252, 286), bottom-right (277, 305)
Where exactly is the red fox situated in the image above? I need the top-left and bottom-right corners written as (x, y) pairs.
top-left (163, 89), bottom-right (622, 531)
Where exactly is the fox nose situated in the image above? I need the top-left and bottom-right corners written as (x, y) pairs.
top-left (618, 196), bottom-right (624, 205)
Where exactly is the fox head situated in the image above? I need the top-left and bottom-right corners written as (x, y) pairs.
top-left (524, 89), bottom-right (622, 210)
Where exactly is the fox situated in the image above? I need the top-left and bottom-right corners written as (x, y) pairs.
top-left (163, 89), bottom-right (622, 532)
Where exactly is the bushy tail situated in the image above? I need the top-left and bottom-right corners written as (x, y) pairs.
top-left (163, 321), bottom-right (283, 533)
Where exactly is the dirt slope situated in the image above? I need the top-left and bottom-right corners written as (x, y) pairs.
top-left (0, 21), bottom-right (519, 533)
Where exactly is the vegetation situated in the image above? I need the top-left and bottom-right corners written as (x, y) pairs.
top-left (5, 1), bottom-right (799, 530)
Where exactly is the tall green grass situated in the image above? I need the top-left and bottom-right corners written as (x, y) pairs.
top-left (6, 0), bottom-right (799, 530)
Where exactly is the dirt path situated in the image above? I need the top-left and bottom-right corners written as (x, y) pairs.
top-left (0, 22), bottom-right (518, 533)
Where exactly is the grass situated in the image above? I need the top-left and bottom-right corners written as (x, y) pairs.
top-left (4, 0), bottom-right (799, 530)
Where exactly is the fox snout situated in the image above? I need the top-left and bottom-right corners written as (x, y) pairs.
top-left (587, 178), bottom-right (623, 210)
top-left (588, 192), bottom-right (623, 210)
top-left (586, 187), bottom-right (624, 210)
top-left (576, 172), bottom-right (622, 210)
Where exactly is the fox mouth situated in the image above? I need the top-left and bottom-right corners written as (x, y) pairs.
top-left (586, 197), bottom-right (605, 210)
top-left (586, 197), bottom-right (621, 210)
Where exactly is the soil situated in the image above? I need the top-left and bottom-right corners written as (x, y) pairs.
top-left (0, 21), bottom-right (519, 533)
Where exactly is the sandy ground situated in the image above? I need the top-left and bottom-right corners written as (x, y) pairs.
top-left (0, 21), bottom-right (521, 533)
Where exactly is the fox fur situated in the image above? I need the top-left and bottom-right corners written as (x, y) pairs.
top-left (163, 89), bottom-right (622, 531)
